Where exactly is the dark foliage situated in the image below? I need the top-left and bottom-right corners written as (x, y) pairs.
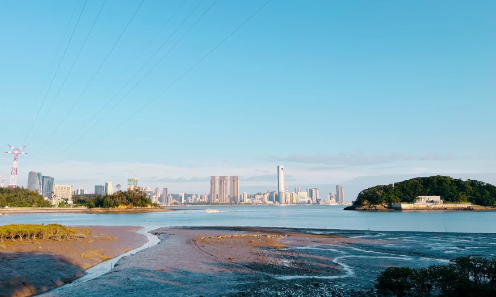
top-left (353, 176), bottom-right (496, 207)
top-left (375, 256), bottom-right (496, 296)
top-left (73, 188), bottom-right (156, 208)
top-left (0, 188), bottom-right (51, 207)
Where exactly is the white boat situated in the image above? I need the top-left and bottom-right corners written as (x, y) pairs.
top-left (205, 209), bottom-right (220, 213)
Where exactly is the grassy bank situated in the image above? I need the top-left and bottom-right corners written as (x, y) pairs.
top-left (0, 224), bottom-right (90, 242)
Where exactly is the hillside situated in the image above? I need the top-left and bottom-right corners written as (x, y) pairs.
top-left (348, 175), bottom-right (496, 208)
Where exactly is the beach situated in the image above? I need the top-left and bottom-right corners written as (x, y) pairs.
top-left (39, 226), bottom-right (496, 297)
top-left (0, 226), bottom-right (147, 297)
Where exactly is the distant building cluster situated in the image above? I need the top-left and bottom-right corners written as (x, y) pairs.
top-left (22, 165), bottom-right (349, 207)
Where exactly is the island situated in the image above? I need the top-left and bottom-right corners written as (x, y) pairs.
top-left (345, 175), bottom-right (496, 211)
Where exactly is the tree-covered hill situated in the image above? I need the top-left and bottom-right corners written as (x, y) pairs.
top-left (352, 175), bottom-right (496, 207)
top-left (0, 188), bottom-right (51, 207)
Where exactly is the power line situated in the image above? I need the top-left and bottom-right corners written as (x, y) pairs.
top-left (24, 0), bottom-right (88, 146)
top-left (34, 0), bottom-right (209, 163)
top-left (43, 0), bottom-right (188, 157)
top-left (27, 0), bottom-right (144, 161)
top-left (58, 0), bottom-right (271, 164)
top-left (22, 0), bottom-right (82, 145)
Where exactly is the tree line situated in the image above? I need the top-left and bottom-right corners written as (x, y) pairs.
top-left (0, 188), bottom-right (51, 207)
top-left (353, 176), bottom-right (496, 207)
top-left (73, 188), bottom-right (156, 208)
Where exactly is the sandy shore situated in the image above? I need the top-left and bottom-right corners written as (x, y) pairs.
top-left (0, 207), bottom-right (173, 214)
top-left (0, 226), bottom-right (147, 297)
top-left (39, 226), bottom-right (496, 296)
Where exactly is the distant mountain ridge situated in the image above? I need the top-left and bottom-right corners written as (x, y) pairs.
top-left (350, 175), bottom-right (496, 207)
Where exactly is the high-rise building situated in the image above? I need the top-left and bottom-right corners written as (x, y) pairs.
top-left (53, 185), bottom-right (73, 203)
top-left (37, 172), bottom-right (43, 195)
top-left (277, 165), bottom-right (285, 204)
top-left (162, 188), bottom-right (169, 204)
top-left (75, 187), bottom-right (85, 195)
top-left (229, 176), bottom-right (240, 202)
top-left (218, 176), bottom-right (229, 203)
top-left (105, 182), bottom-right (114, 196)
top-left (95, 185), bottom-right (105, 195)
top-left (42, 176), bottom-right (54, 199)
top-left (209, 176), bottom-right (217, 203)
top-left (336, 185), bottom-right (344, 204)
top-left (308, 188), bottom-right (319, 203)
top-left (178, 193), bottom-right (185, 204)
top-left (27, 171), bottom-right (40, 192)
top-left (242, 192), bottom-right (248, 202)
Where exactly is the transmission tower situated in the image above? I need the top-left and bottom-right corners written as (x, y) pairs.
top-left (4, 145), bottom-right (28, 188)
top-left (0, 175), bottom-right (6, 188)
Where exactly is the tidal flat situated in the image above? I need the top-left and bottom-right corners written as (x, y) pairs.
top-left (40, 227), bottom-right (496, 297)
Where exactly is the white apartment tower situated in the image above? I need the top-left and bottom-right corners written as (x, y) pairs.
top-left (218, 176), bottom-right (229, 203)
top-left (209, 176), bottom-right (217, 203)
top-left (229, 176), bottom-right (240, 202)
top-left (105, 182), bottom-right (114, 196)
top-left (277, 165), bottom-right (285, 204)
top-left (336, 185), bottom-right (345, 204)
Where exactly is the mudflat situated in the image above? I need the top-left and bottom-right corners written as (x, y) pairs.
top-left (0, 226), bottom-right (147, 297)
top-left (41, 226), bottom-right (496, 297)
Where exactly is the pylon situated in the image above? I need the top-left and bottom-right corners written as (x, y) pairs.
top-left (4, 145), bottom-right (28, 188)
top-left (0, 175), bottom-right (6, 187)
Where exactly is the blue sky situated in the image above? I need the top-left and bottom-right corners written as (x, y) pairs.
top-left (1, 0), bottom-right (495, 198)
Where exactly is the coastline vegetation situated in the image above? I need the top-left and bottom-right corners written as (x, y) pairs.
top-left (0, 224), bottom-right (90, 243)
top-left (73, 188), bottom-right (157, 208)
top-left (375, 256), bottom-right (496, 297)
top-left (0, 188), bottom-right (51, 208)
top-left (352, 176), bottom-right (496, 207)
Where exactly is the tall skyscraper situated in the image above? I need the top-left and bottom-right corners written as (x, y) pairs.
top-left (37, 172), bottom-right (43, 195)
top-left (229, 176), bottom-right (240, 202)
top-left (336, 185), bottom-right (344, 204)
top-left (209, 176), bottom-right (217, 203)
top-left (308, 188), bottom-right (319, 203)
top-left (42, 176), bottom-right (54, 199)
top-left (178, 193), bottom-right (185, 204)
top-left (277, 165), bottom-right (285, 204)
top-left (95, 185), bottom-right (105, 195)
top-left (162, 188), bottom-right (168, 205)
top-left (218, 176), bottom-right (228, 203)
top-left (105, 182), bottom-right (114, 196)
top-left (27, 171), bottom-right (40, 192)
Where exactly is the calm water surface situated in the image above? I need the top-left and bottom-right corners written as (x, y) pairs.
top-left (1, 205), bottom-right (495, 233)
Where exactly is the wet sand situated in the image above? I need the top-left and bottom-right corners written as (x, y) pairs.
top-left (0, 226), bottom-right (147, 297)
top-left (40, 226), bottom-right (496, 296)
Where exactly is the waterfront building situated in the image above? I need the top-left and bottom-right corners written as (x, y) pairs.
top-left (163, 188), bottom-right (169, 204)
top-left (242, 192), bottom-right (248, 202)
top-left (219, 176), bottom-right (229, 203)
top-left (27, 171), bottom-right (39, 192)
top-left (53, 185), bottom-right (73, 204)
top-left (95, 185), bottom-right (105, 195)
top-left (37, 172), bottom-right (43, 194)
top-left (209, 176), bottom-right (217, 203)
top-left (336, 185), bottom-right (344, 204)
top-left (179, 193), bottom-right (185, 204)
top-left (277, 165), bottom-right (285, 204)
top-left (42, 176), bottom-right (54, 199)
top-left (308, 188), bottom-right (319, 203)
top-left (297, 191), bottom-right (309, 203)
top-left (229, 176), bottom-right (240, 202)
top-left (290, 192), bottom-right (298, 204)
top-left (105, 182), bottom-right (114, 196)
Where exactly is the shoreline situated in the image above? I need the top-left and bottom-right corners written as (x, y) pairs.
top-left (0, 207), bottom-right (174, 214)
top-left (0, 225), bottom-right (147, 297)
top-left (344, 204), bottom-right (496, 211)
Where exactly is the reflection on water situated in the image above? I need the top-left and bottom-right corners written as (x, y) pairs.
top-left (1, 205), bottom-right (495, 233)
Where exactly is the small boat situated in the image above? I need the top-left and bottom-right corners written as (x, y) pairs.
top-left (205, 209), bottom-right (220, 213)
